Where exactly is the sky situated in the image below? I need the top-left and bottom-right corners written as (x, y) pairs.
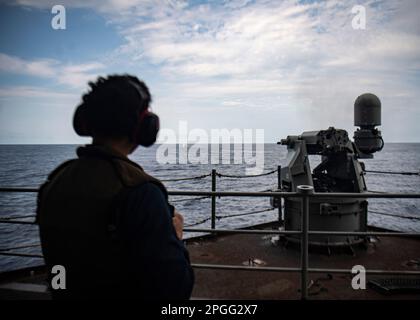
top-left (0, 0), bottom-right (419, 144)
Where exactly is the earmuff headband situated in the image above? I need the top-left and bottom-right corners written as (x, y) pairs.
top-left (127, 79), bottom-right (159, 147)
top-left (73, 77), bottom-right (159, 147)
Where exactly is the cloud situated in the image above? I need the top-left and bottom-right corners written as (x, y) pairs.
top-left (0, 53), bottom-right (105, 88)
top-left (110, 0), bottom-right (420, 139)
top-left (0, 53), bottom-right (57, 77)
top-left (0, 85), bottom-right (76, 100)
top-left (2, 0), bottom-right (420, 142)
top-left (112, 1), bottom-right (420, 84)
top-left (7, 1), bottom-right (420, 82)
top-left (7, 0), bottom-right (169, 16)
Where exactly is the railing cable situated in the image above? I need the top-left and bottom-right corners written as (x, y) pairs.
top-left (185, 217), bottom-right (213, 228)
top-left (0, 214), bottom-right (36, 220)
top-left (161, 173), bottom-right (211, 182)
top-left (215, 168), bottom-right (278, 179)
top-left (367, 189), bottom-right (387, 194)
top-left (0, 252), bottom-right (43, 258)
top-left (170, 196), bottom-right (210, 203)
top-left (0, 243), bottom-right (41, 252)
top-left (365, 170), bottom-right (419, 176)
top-left (369, 210), bottom-right (420, 221)
top-left (0, 219), bottom-right (37, 225)
top-left (217, 207), bottom-right (276, 219)
top-left (185, 207), bottom-right (276, 227)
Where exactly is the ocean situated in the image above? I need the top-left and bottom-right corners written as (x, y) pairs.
top-left (0, 143), bottom-right (419, 272)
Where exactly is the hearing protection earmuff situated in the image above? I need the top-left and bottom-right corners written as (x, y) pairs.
top-left (73, 79), bottom-right (159, 147)
top-left (73, 102), bottom-right (90, 137)
top-left (127, 80), bottom-right (160, 147)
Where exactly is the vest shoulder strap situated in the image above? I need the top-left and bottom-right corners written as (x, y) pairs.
top-left (36, 159), bottom-right (77, 223)
top-left (47, 159), bottom-right (77, 181)
top-left (109, 157), bottom-right (168, 200)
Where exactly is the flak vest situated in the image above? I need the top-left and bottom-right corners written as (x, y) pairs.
top-left (36, 145), bottom-right (169, 296)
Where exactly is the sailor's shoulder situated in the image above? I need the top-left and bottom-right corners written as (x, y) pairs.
top-left (110, 157), bottom-right (166, 190)
top-left (46, 159), bottom-right (78, 181)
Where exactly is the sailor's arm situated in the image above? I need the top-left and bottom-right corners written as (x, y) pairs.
top-left (117, 182), bottom-right (194, 299)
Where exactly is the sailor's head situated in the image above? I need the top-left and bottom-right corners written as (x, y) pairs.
top-left (73, 74), bottom-right (159, 152)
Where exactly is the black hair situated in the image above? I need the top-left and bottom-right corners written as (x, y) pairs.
top-left (81, 74), bottom-right (152, 139)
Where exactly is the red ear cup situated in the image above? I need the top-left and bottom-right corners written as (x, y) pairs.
top-left (126, 79), bottom-right (159, 147)
top-left (73, 103), bottom-right (90, 136)
top-left (136, 111), bottom-right (160, 147)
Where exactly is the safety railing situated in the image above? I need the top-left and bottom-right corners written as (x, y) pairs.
top-left (178, 188), bottom-right (420, 299)
top-left (0, 167), bottom-right (284, 229)
top-left (2, 167), bottom-right (420, 227)
top-left (1, 168), bottom-right (420, 299)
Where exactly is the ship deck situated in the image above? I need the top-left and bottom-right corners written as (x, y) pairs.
top-left (1, 222), bottom-right (420, 300)
top-left (188, 222), bottom-right (420, 299)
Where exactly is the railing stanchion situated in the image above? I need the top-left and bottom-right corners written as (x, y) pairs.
top-left (211, 169), bottom-right (217, 229)
top-left (277, 165), bottom-right (282, 223)
top-left (298, 185), bottom-right (314, 300)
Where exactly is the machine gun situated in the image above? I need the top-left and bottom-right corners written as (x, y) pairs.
top-left (279, 127), bottom-right (367, 194)
top-left (275, 93), bottom-right (383, 248)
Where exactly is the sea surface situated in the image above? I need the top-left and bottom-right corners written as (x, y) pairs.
top-left (0, 143), bottom-right (419, 272)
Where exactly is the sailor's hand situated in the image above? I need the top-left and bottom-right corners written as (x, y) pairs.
top-left (172, 211), bottom-right (184, 240)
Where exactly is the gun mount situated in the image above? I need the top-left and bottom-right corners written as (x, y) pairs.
top-left (276, 93), bottom-right (383, 247)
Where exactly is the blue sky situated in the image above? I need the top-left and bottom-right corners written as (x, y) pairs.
top-left (0, 0), bottom-right (419, 143)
